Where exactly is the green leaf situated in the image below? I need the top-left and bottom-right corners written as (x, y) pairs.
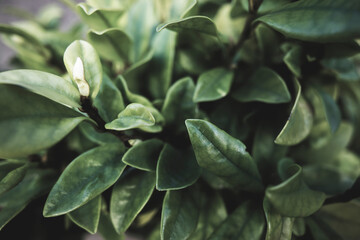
top-left (122, 139), bottom-right (164, 171)
top-left (147, 29), bottom-right (176, 99)
top-left (156, 144), bottom-right (201, 191)
top-left (0, 163), bottom-right (29, 196)
top-left (0, 169), bottom-right (56, 230)
top-left (321, 58), bottom-right (360, 82)
top-left (110, 172), bottom-right (155, 234)
top-left (292, 218), bottom-right (305, 237)
top-left (64, 40), bottom-right (103, 100)
top-left (162, 77), bottom-right (197, 134)
top-left (193, 68), bottom-right (234, 102)
top-left (125, 0), bottom-right (157, 62)
top-left (79, 122), bottom-right (119, 145)
top-left (0, 85), bottom-right (86, 159)
top-left (161, 188), bottom-right (200, 240)
top-left (93, 74), bottom-right (125, 122)
top-left (323, 41), bottom-right (360, 58)
top-left (275, 79), bottom-right (313, 145)
top-left (98, 206), bottom-right (125, 240)
top-left (306, 216), bottom-right (342, 240)
top-left (0, 23), bottom-right (51, 58)
top-left (257, 0), bottom-right (360, 42)
top-left (43, 143), bottom-right (126, 217)
top-left (283, 44), bottom-right (303, 78)
top-left (208, 201), bottom-right (265, 240)
top-left (316, 89), bottom-right (341, 133)
top-left (88, 28), bottom-right (133, 63)
top-left (265, 163), bottom-right (326, 217)
top-left (0, 70), bottom-right (81, 108)
top-left (315, 199), bottom-right (360, 240)
top-left (68, 195), bottom-right (101, 234)
top-left (189, 191), bottom-right (227, 239)
top-left (303, 150), bottom-right (360, 195)
top-left (157, 16), bottom-right (219, 37)
top-left (185, 119), bottom-right (263, 192)
top-left (105, 103), bottom-right (155, 131)
top-left (263, 198), bottom-right (294, 240)
top-left (0, 160), bottom-right (25, 180)
top-left (76, 3), bottom-right (123, 31)
top-left (232, 67), bottom-right (291, 103)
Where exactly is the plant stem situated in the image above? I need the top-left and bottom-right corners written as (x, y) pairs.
top-left (80, 96), bottom-right (132, 147)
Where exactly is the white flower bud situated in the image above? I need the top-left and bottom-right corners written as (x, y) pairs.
top-left (73, 57), bottom-right (90, 97)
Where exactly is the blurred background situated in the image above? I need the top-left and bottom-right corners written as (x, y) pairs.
top-left (0, 0), bottom-right (80, 70)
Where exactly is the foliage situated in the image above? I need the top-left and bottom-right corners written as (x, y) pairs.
top-left (1, 0), bottom-right (360, 239)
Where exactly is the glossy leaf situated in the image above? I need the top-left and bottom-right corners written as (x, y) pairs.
top-left (0, 169), bottom-right (56, 230)
top-left (263, 198), bottom-right (294, 240)
top-left (0, 164), bottom-right (29, 196)
top-left (64, 40), bottom-right (103, 99)
top-left (79, 122), bottom-right (119, 145)
top-left (0, 70), bottom-right (81, 108)
top-left (193, 67), bottom-right (234, 102)
top-left (316, 89), bottom-right (341, 133)
top-left (105, 103), bottom-right (155, 131)
top-left (68, 195), bottom-right (101, 234)
top-left (265, 163), bottom-right (326, 217)
top-left (157, 16), bottom-right (219, 37)
top-left (232, 67), bottom-right (291, 103)
top-left (322, 58), bottom-right (360, 82)
top-left (275, 79), bottom-right (313, 145)
top-left (186, 119), bottom-right (263, 192)
top-left (0, 85), bottom-right (86, 159)
top-left (208, 201), bottom-right (265, 240)
top-left (43, 144), bottom-right (126, 217)
top-left (122, 139), bottom-right (164, 171)
top-left (162, 77), bottom-right (197, 133)
top-left (88, 28), bottom-right (133, 63)
top-left (110, 172), bottom-right (155, 234)
top-left (257, 0), bottom-right (360, 42)
top-left (156, 144), bottom-right (201, 191)
top-left (283, 44), bottom-right (303, 78)
top-left (161, 188), bottom-right (200, 240)
top-left (98, 207), bottom-right (125, 240)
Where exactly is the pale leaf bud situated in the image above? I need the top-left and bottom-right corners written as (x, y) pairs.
top-left (73, 57), bottom-right (90, 97)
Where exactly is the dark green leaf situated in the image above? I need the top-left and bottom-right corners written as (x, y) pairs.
top-left (157, 16), bottom-right (219, 37)
top-left (79, 122), bottom-right (119, 145)
top-left (0, 70), bottom-right (81, 108)
top-left (283, 44), bottom-right (303, 78)
top-left (257, 0), bottom-right (360, 42)
top-left (263, 198), bottom-right (294, 240)
top-left (110, 172), bottom-right (155, 234)
top-left (43, 143), bottom-right (126, 217)
top-left (292, 218), bottom-right (305, 237)
top-left (189, 191), bottom-right (227, 239)
top-left (275, 79), bottom-right (313, 145)
top-left (68, 195), bottom-right (101, 234)
top-left (162, 77), bottom-right (197, 134)
top-left (186, 119), bottom-right (263, 192)
top-left (306, 216), bottom-right (342, 240)
top-left (64, 40), bottom-right (103, 100)
top-left (147, 30), bottom-right (176, 99)
top-left (193, 68), bottom-right (234, 102)
top-left (315, 199), bottom-right (360, 240)
top-left (322, 58), bottom-right (360, 81)
top-left (122, 139), bottom-right (164, 171)
top-left (105, 103), bottom-right (155, 131)
top-left (156, 144), bottom-right (201, 191)
top-left (316, 89), bottom-right (341, 133)
top-left (232, 67), bottom-right (291, 103)
top-left (98, 207), bottom-right (125, 240)
top-left (208, 201), bottom-right (265, 240)
top-left (0, 169), bottom-right (56, 230)
top-left (0, 163), bottom-right (29, 196)
top-left (0, 85), bottom-right (86, 158)
top-left (161, 188), bottom-right (200, 240)
top-left (265, 163), bottom-right (326, 217)
top-left (88, 28), bottom-right (133, 63)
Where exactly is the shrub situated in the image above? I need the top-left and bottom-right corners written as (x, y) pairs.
top-left (1, 0), bottom-right (360, 239)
